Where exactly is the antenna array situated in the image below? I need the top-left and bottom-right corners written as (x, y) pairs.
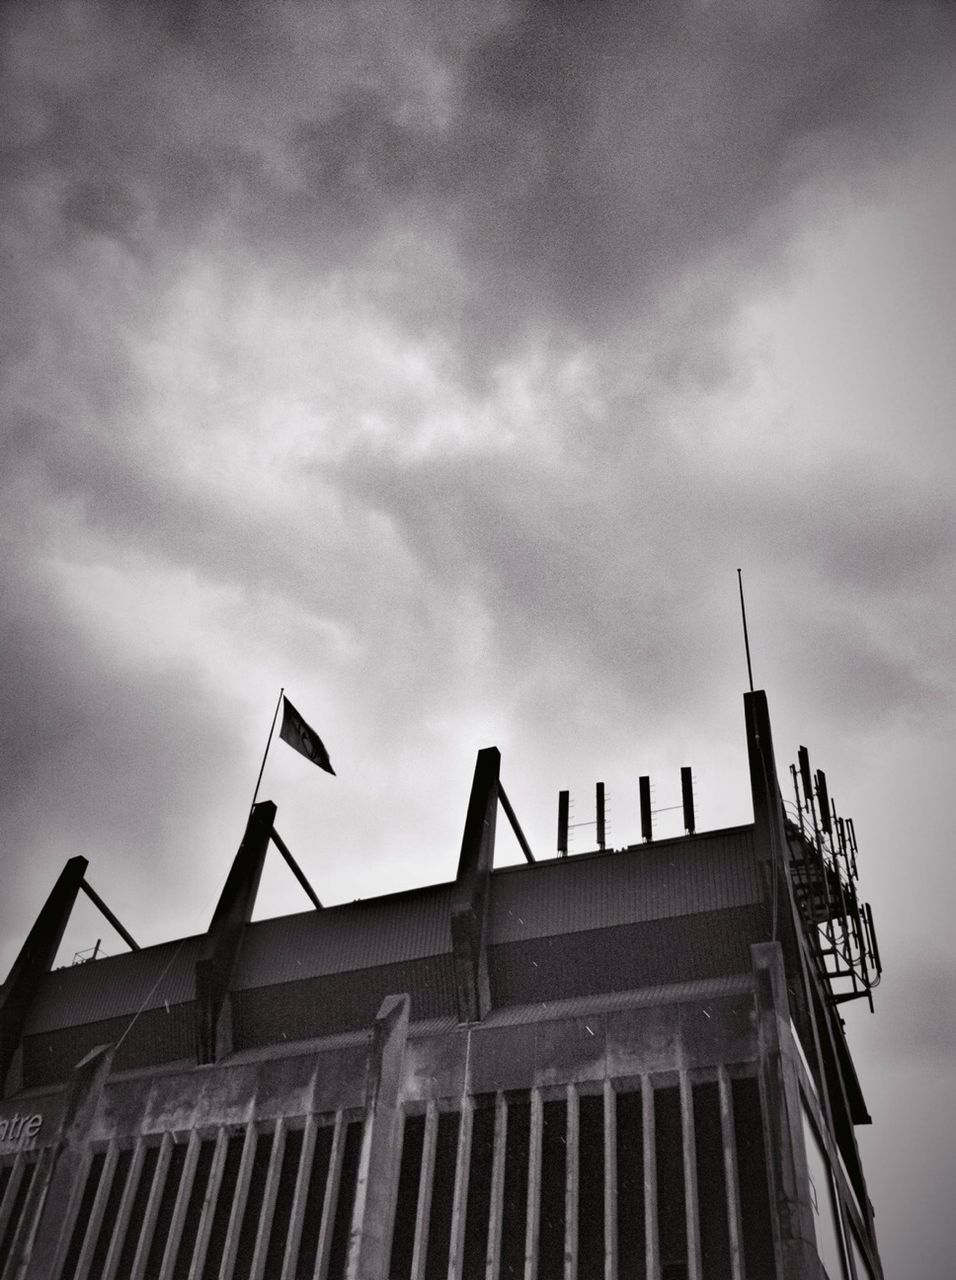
top-left (786, 746), bottom-right (882, 1010)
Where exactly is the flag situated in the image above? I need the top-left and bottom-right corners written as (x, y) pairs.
top-left (279, 696), bottom-right (335, 775)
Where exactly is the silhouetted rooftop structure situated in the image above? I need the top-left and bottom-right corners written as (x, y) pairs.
top-left (0, 691), bottom-right (883, 1280)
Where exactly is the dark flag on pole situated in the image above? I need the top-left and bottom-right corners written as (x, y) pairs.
top-left (279, 696), bottom-right (335, 775)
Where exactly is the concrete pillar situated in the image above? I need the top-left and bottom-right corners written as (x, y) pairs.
top-left (752, 941), bottom-right (821, 1280)
top-left (346, 992), bottom-right (410, 1280)
top-left (451, 748), bottom-right (500, 1024)
top-left (23, 1043), bottom-right (114, 1280)
top-left (195, 800), bottom-right (274, 1063)
top-left (0, 857), bottom-right (87, 1096)
top-left (744, 691), bottom-right (789, 868)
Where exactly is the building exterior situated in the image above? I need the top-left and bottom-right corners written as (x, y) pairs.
top-left (0, 691), bottom-right (883, 1280)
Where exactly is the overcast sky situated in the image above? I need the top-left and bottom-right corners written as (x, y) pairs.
top-left (2, 1), bottom-right (954, 1274)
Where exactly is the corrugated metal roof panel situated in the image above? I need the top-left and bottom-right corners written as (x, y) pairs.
top-left (25, 936), bottom-right (201, 1035)
top-left (488, 904), bottom-right (766, 1007)
top-left (481, 974), bottom-right (754, 1027)
top-left (489, 827), bottom-right (759, 943)
top-left (231, 881), bottom-right (456, 990)
top-left (23, 1002), bottom-right (194, 1088)
top-left (231, 953), bottom-right (457, 1047)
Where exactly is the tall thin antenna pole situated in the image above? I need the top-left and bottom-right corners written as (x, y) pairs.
top-left (250, 687), bottom-right (284, 815)
top-left (737, 569), bottom-right (754, 693)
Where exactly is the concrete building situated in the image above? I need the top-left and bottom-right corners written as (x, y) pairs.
top-left (0, 691), bottom-right (883, 1279)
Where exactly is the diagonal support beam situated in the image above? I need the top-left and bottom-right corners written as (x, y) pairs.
top-left (270, 828), bottom-right (323, 910)
top-left (496, 783), bottom-right (535, 864)
top-left (79, 880), bottom-right (140, 952)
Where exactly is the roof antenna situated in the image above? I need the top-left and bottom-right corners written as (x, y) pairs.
top-left (737, 569), bottom-right (754, 693)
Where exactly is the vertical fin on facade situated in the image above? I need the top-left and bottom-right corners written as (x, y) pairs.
top-left (346, 992), bottom-right (410, 1280)
top-left (0, 855), bottom-right (88, 1096)
top-left (751, 941), bottom-right (821, 1280)
top-left (451, 747), bottom-right (500, 1024)
top-left (30, 1043), bottom-right (115, 1280)
top-left (195, 800), bottom-right (275, 1063)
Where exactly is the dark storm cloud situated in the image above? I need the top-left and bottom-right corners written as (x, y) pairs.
top-left (9, 0), bottom-right (948, 376)
top-left (2, 0), bottom-right (952, 769)
top-left (277, 0), bottom-right (955, 355)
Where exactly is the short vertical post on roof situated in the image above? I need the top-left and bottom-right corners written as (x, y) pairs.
top-left (346, 992), bottom-right (410, 1280)
top-left (0, 855), bottom-right (88, 1096)
top-left (681, 767), bottom-right (695, 835)
top-left (596, 782), bottom-right (606, 851)
top-left (195, 800), bottom-right (275, 1064)
top-left (451, 747), bottom-right (500, 1024)
top-left (557, 791), bottom-right (570, 856)
top-left (639, 777), bottom-right (653, 844)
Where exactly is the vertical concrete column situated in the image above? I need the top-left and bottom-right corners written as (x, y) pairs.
top-left (218, 1119), bottom-right (258, 1279)
top-left (752, 941), bottom-right (819, 1280)
top-left (346, 993), bottom-right (411, 1280)
top-left (101, 1138), bottom-right (147, 1280)
top-left (642, 1077), bottom-right (659, 1280)
top-left (130, 1133), bottom-right (175, 1280)
top-left (603, 1080), bottom-right (618, 1280)
top-left (25, 1044), bottom-right (114, 1280)
top-left (72, 1139), bottom-right (121, 1279)
top-left (158, 1129), bottom-right (202, 1277)
top-left (195, 801), bottom-right (275, 1063)
top-left (250, 1116), bottom-right (288, 1280)
top-left (188, 1127), bottom-right (229, 1280)
top-left (717, 1066), bottom-right (744, 1280)
top-left (564, 1084), bottom-right (579, 1280)
top-left (410, 1101), bottom-right (439, 1280)
top-left (451, 748), bottom-right (500, 1024)
top-left (523, 1089), bottom-right (543, 1280)
top-left (485, 1093), bottom-right (508, 1280)
top-left (680, 1072), bottom-right (702, 1280)
top-left (314, 1113), bottom-right (348, 1280)
top-left (281, 1115), bottom-right (319, 1280)
top-left (1, 1148), bottom-right (56, 1280)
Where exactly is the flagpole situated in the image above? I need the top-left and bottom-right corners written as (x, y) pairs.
top-left (250, 687), bottom-right (284, 816)
top-left (737, 569), bottom-right (754, 693)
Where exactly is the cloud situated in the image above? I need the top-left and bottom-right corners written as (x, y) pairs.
top-left (0, 0), bottom-right (953, 1012)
